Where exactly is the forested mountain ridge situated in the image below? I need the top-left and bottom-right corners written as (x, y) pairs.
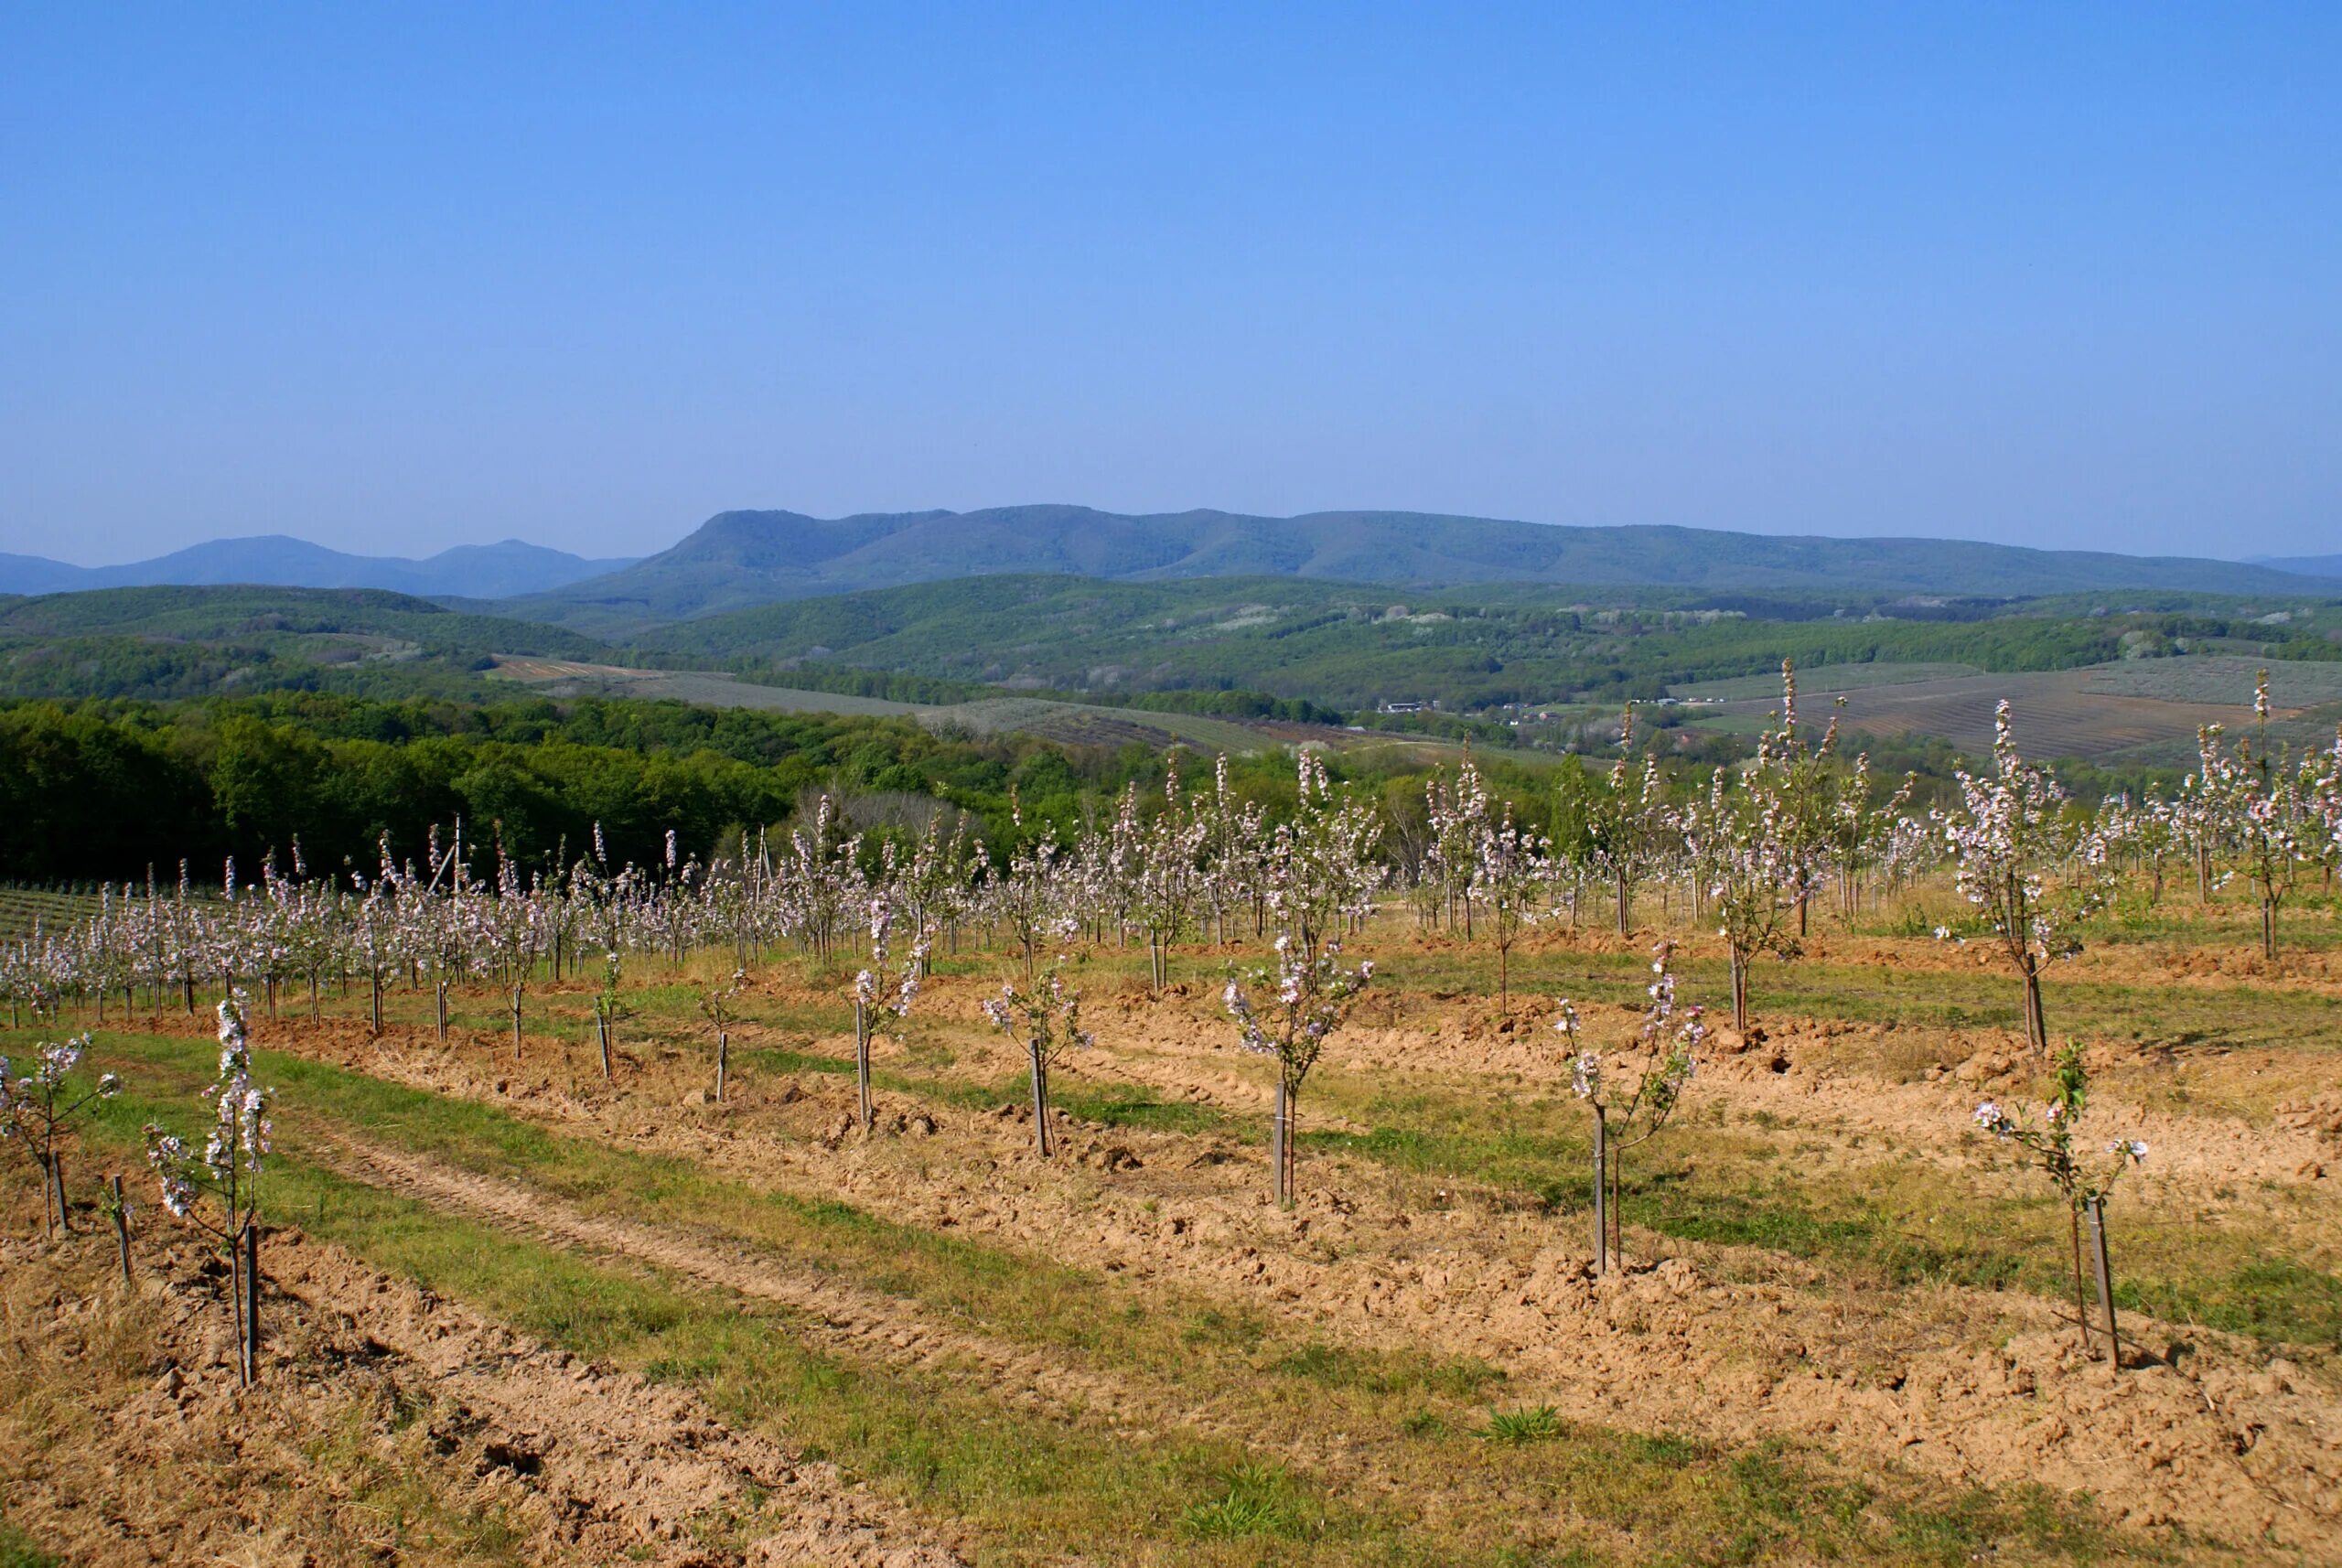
top-left (502, 505), bottom-right (2332, 628)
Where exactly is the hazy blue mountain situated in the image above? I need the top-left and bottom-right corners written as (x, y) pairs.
top-left (510, 505), bottom-right (2338, 627)
top-left (0, 553), bottom-right (93, 596)
top-left (2252, 553), bottom-right (2342, 579)
top-left (0, 536), bottom-right (636, 598)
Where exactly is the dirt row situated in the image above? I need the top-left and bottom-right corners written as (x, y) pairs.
top-left (1387, 918), bottom-right (2342, 994)
top-left (262, 1007), bottom-right (2342, 1555)
top-left (0, 1220), bottom-right (961, 1566)
top-left (1095, 1002), bottom-right (2330, 1187)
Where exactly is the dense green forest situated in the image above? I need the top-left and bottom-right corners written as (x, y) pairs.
top-left (0, 685), bottom-right (2178, 887)
top-left (0, 693), bottom-right (1423, 885)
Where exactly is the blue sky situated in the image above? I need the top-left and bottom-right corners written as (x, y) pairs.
top-left (2, 3), bottom-right (2335, 564)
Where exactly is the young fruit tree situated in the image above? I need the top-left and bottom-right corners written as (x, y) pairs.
top-left (145, 993), bottom-right (274, 1386)
top-left (1470, 801), bottom-right (1555, 1015)
top-left (1423, 751), bottom-right (1491, 936)
top-left (1971, 1041), bottom-right (2147, 1363)
top-left (1585, 710), bottom-right (1669, 934)
top-left (852, 894), bottom-right (931, 1133)
top-left (591, 949), bottom-right (631, 1084)
top-left (699, 967), bottom-right (745, 1105)
top-left (1692, 669), bottom-right (1839, 1031)
top-left (1938, 702), bottom-right (2111, 1054)
top-left (0, 1030), bottom-right (122, 1238)
top-left (981, 958), bottom-right (1093, 1157)
top-left (1133, 757), bottom-right (1208, 993)
top-left (2194, 671), bottom-right (2337, 960)
top-left (1221, 750), bottom-right (1380, 1208)
top-left (1556, 941), bottom-right (1704, 1273)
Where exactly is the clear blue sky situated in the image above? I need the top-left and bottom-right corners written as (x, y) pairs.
top-left (3, 3), bottom-right (2335, 564)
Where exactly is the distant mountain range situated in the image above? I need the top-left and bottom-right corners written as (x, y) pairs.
top-left (2252, 554), bottom-right (2342, 580)
top-left (0, 536), bottom-right (636, 599)
top-left (4, 510), bottom-right (2334, 624)
top-left (505, 506), bottom-right (2336, 628)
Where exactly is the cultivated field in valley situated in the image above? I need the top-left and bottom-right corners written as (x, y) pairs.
top-left (488, 656), bottom-right (1339, 756)
top-left (1681, 658), bottom-right (2342, 766)
top-left (7, 886), bottom-right (2341, 1566)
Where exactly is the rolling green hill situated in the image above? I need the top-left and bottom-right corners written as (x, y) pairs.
top-left (631, 574), bottom-right (2342, 715)
top-left (0, 585), bottom-right (607, 702)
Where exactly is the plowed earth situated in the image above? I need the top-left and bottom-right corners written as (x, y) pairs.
top-left (0, 1223), bottom-right (960, 1566)
top-left (227, 960), bottom-right (2342, 1557)
top-left (14, 911), bottom-right (2342, 1563)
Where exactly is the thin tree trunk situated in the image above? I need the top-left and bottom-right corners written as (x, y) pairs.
top-left (242, 1222), bottom-right (262, 1386)
top-left (1591, 1109), bottom-right (1608, 1275)
top-left (111, 1174), bottom-right (134, 1286)
top-left (856, 1000), bottom-right (875, 1133)
top-left (1030, 1041), bottom-right (1051, 1157)
top-left (2068, 1203), bottom-right (2093, 1355)
top-left (1609, 1143), bottom-right (1623, 1265)
top-left (1271, 1075), bottom-right (1292, 1208)
top-left (2022, 961), bottom-right (2047, 1054)
top-left (228, 1229), bottom-right (248, 1387)
top-left (716, 1030), bottom-right (728, 1104)
top-left (2086, 1194), bottom-right (2121, 1366)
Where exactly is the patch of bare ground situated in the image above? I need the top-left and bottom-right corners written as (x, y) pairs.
top-left (0, 1219), bottom-right (960, 1567)
top-left (1746, 928), bottom-right (2342, 996)
top-left (309, 1130), bottom-right (1176, 1436)
top-left (257, 1014), bottom-right (2342, 1554)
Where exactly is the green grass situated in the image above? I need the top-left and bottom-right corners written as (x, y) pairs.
top-left (1179, 1464), bottom-right (1320, 1541)
top-left (0, 1520), bottom-right (56, 1568)
top-left (1480, 1405), bottom-right (1566, 1445)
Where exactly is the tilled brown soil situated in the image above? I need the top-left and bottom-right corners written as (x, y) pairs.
top-left (260, 1003), bottom-right (2342, 1554)
top-left (0, 1223), bottom-right (962, 1566)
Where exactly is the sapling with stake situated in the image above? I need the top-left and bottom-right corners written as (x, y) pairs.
top-left (699, 967), bottom-right (744, 1104)
top-left (592, 949), bottom-right (629, 1083)
top-left (145, 993), bottom-right (274, 1386)
top-left (0, 1027), bottom-right (123, 1238)
top-left (1557, 941), bottom-right (1704, 1273)
top-left (981, 956), bottom-right (1093, 1157)
top-left (1972, 1040), bottom-right (2147, 1363)
top-left (851, 894), bottom-right (931, 1133)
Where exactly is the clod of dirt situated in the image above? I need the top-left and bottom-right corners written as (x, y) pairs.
top-left (1080, 1144), bottom-right (1142, 1173)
